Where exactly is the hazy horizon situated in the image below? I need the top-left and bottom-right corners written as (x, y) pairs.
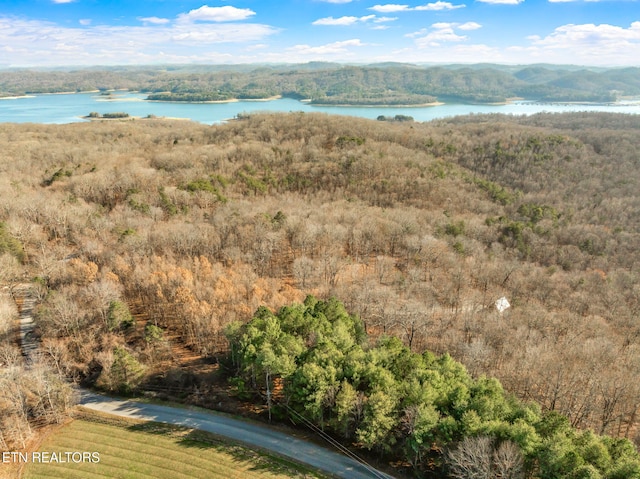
top-left (0, 61), bottom-right (636, 71)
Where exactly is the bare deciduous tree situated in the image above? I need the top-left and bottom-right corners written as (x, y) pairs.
top-left (446, 437), bottom-right (524, 479)
top-left (493, 440), bottom-right (524, 479)
top-left (446, 436), bottom-right (493, 479)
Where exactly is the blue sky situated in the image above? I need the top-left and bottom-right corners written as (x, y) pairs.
top-left (0, 0), bottom-right (638, 67)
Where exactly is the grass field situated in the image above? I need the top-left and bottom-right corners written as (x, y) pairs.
top-left (22, 410), bottom-right (329, 479)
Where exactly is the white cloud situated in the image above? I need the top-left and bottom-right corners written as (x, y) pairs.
top-left (415, 2), bottom-right (466, 10)
top-left (405, 28), bottom-right (428, 38)
top-left (139, 17), bottom-right (171, 25)
top-left (414, 22), bottom-right (481, 32)
top-left (369, 4), bottom-right (411, 12)
top-left (458, 22), bottom-right (482, 30)
top-left (177, 5), bottom-right (256, 23)
top-left (245, 44), bottom-right (268, 51)
top-left (313, 14), bottom-right (388, 26)
top-left (313, 16), bottom-right (360, 26)
top-left (51, 0), bottom-right (74, 3)
top-left (288, 39), bottom-right (366, 55)
top-left (0, 16), bottom-right (278, 66)
top-left (236, 21), bottom-right (640, 65)
top-left (415, 27), bottom-right (467, 47)
top-left (538, 22), bottom-right (640, 44)
top-left (394, 22), bottom-right (640, 66)
top-left (3, 9), bottom-right (640, 67)
top-left (372, 42), bottom-right (505, 64)
top-left (79, 19), bottom-right (92, 26)
top-left (409, 22), bottom-right (480, 47)
top-left (370, 2), bottom-right (464, 12)
top-left (432, 22), bottom-right (455, 29)
top-left (374, 16), bottom-right (398, 23)
top-left (476, 0), bottom-right (524, 4)
top-left (513, 22), bottom-right (640, 65)
top-left (531, 22), bottom-right (640, 49)
top-left (165, 23), bottom-right (277, 45)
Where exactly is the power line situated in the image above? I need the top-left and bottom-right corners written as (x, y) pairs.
top-left (274, 398), bottom-right (391, 479)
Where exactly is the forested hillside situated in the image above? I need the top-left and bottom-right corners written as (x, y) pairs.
top-left (1, 63), bottom-right (638, 104)
top-left (1, 111), bottom-right (640, 477)
top-left (228, 296), bottom-right (640, 478)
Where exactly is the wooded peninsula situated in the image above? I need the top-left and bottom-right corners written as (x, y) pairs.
top-left (1, 63), bottom-right (640, 105)
top-left (2, 109), bottom-right (640, 478)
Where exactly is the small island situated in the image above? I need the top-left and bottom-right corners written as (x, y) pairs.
top-left (83, 112), bottom-right (190, 122)
top-left (85, 111), bottom-right (132, 120)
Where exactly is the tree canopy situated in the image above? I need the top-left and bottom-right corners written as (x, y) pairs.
top-left (227, 297), bottom-right (640, 478)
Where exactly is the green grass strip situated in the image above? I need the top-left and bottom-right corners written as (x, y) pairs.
top-left (23, 417), bottom-right (329, 479)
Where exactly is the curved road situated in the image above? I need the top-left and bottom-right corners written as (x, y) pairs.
top-left (78, 390), bottom-right (394, 479)
top-left (14, 285), bottom-right (393, 479)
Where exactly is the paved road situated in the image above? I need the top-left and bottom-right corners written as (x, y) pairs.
top-left (13, 283), bottom-right (393, 479)
top-left (78, 390), bottom-right (394, 479)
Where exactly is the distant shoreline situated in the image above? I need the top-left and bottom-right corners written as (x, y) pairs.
top-left (50, 90), bottom-right (101, 95)
top-left (0, 95), bottom-right (36, 100)
top-left (1, 90), bottom-right (101, 100)
top-left (81, 115), bottom-right (139, 121)
top-left (309, 101), bottom-right (445, 108)
top-left (145, 95), bottom-right (446, 108)
top-left (2, 91), bottom-right (630, 109)
top-left (145, 94), bottom-right (283, 104)
top-left (80, 114), bottom-right (192, 122)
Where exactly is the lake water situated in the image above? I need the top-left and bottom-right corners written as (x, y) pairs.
top-left (2, 91), bottom-right (640, 124)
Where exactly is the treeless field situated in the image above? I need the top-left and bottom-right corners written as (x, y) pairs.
top-left (22, 411), bottom-right (327, 479)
